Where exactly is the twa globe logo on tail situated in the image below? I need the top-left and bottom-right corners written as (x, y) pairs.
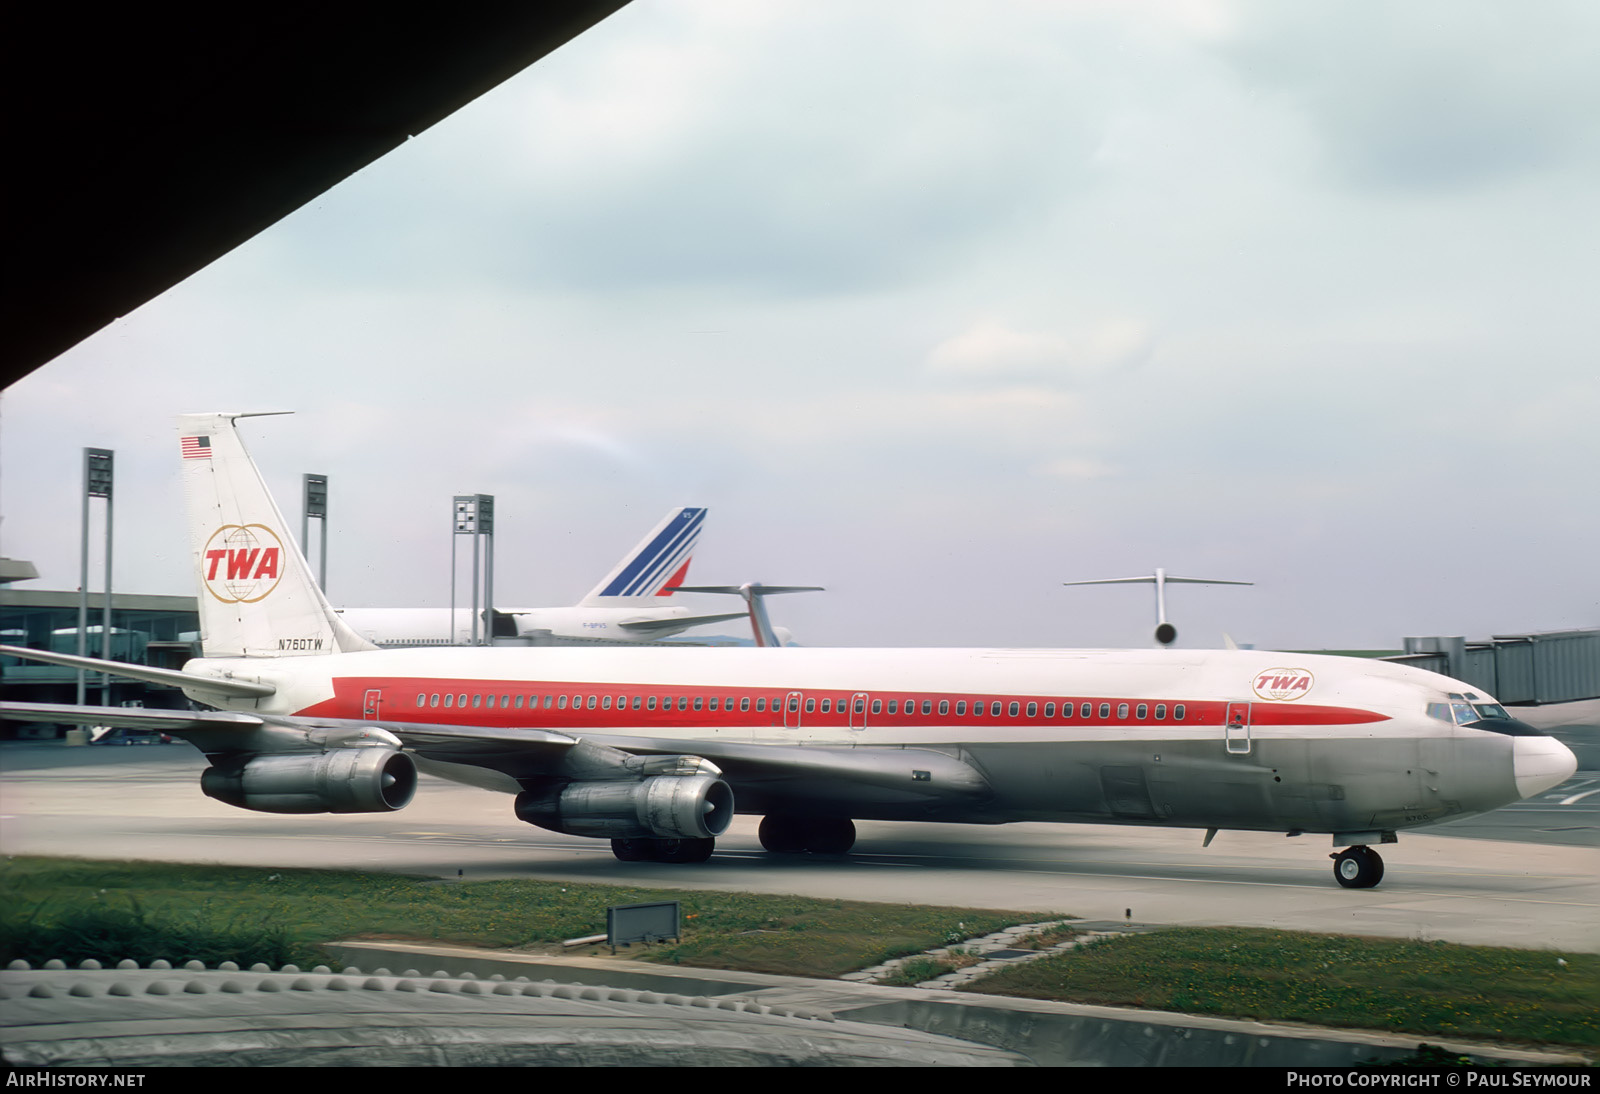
top-left (201, 524), bottom-right (284, 603)
top-left (179, 411), bottom-right (374, 659)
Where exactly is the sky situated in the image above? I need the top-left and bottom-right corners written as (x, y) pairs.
top-left (3, 0), bottom-right (1598, 651)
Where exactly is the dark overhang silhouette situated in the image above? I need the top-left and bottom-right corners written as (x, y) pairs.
top-left (3, 2), bottom-right (631, 386)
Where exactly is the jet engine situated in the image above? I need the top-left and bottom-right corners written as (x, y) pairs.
top-left (514, 774), bottom-right (734, 839)
top-left (201, 748), bottom-right (418, 814)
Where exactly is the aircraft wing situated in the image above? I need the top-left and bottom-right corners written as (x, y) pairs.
top-left (3, 646), bottom-right (989, 813)
top-left (0, 700), bottom-right (580, 764)
top-left (1, 701), bottom-right (264, 735)
top-left (300, 718), bottom-right (992, 814)
top-left (3, 693), bottom-right (991, 815)
top-left (581, 732), bottom-right (993, 814)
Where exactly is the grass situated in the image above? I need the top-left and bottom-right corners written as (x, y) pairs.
top-left (964, 927), bottom-right (1599, 1050)
top-left (0, 856), bottom-right (1027, 978)
top-left (876, 947), bottom-right (985, 987)
top-left (4, 857), bottom-right (1593, 1051)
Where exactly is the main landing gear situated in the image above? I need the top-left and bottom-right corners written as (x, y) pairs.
top-left (758, 815), bottom-right (856, 855)
top-left (610, 837), bottom-right (714, 863)
top-left (1331, 845), bottom-right (1385, 889)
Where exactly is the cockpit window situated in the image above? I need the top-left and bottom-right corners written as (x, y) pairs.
top-left (1429, 699), bottom-right (1505, 726)
top-left (1429, 697), bottom-right (1535, 732)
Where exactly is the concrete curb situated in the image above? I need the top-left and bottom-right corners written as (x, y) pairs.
top-left (1, 956), bottom-right (1029, 1066)
top-left (329, 941), bottom-right (1594, 1068)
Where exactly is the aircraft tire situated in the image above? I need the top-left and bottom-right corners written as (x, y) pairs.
top-left (758, 815), bottom-right (809, 853)
top-left (807, 818), bottom-right (857, 855)
top-left (759, 815), bottom-right (856, 854)
top-left (653, 837), bottom-right (714, 864)
top-left (1332, 846), bottom-right (1383, 889)
top-left (611, 838), bottom-right (654, 862)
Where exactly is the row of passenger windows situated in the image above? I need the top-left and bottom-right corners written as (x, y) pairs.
top-left (857, 698), bottom-right (1186, 720)
top-left (411, 691), bottom-right (1186, 721)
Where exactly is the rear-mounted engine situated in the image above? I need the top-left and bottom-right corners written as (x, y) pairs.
top-left (514, 774), bottom-right (734, 839)
top-left (201, 748), bottom-right (418, 814)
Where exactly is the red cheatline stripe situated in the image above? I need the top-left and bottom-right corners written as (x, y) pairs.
top-left (295, 676), bottom-right (1392, 729)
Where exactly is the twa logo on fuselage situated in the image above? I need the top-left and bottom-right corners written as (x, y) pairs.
top-left (201, 525), bottom-right (284, 603)
top-left (1253, 668), bottom-right (1314, 701)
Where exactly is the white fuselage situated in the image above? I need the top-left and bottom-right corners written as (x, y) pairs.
top-left (182, 645), bottom-right (1567, 836)
top-left (335, 605), bottom-right (708, 646)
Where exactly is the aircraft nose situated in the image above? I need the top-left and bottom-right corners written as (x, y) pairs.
top-left (1513, 735), bottom-right (1578, 798)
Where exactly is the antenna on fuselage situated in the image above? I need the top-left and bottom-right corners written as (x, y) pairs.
top-left (1062, 568), bottom-right (1253, 647)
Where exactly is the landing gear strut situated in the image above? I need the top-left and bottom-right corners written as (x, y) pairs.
top-left (758, 815), bottom-right (856, 855)
top-left (1331, 845), bottom-right (1385, 889)
top-left (610, 837), bottom-right (715, 863)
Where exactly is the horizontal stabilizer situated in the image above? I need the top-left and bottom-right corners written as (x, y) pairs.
top-left (0, 644), bottom-right (276, 699)
top-left (675, 585), bottom-right (824, 596)
top-left (1061, 575), bottom-right (1253, 587)
top-left (616, 611), bottom-right (749, 635)
top-left (1062, 568), bottom-right (1253, 647)
top-left (672, 582), bottom-right (823, 648)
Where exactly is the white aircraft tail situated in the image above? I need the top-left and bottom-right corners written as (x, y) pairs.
top-left (1063, 567), bottom-right (1253, 647)
top-left (578, 507), bottom-right (706, 606)
top-left (179, 412), bottom-right (376, 658)
top-left (673, 582), bottom-right (823, 647)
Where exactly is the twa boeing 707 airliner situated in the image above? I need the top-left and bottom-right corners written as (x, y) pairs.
top-left (0, 413), bottom-right (1575, 887)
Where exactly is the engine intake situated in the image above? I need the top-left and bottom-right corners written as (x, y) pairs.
top-left (515, 774), bottom-right (734, 839)
top-left (201, 748), bottom-right (417, 814)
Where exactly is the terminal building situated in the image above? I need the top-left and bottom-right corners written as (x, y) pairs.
top-left (1, 567), bottom-right (202, 734)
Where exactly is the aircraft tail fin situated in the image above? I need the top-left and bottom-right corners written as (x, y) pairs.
top-left (578, 507), bottom-right (706, 606)
top-left (674, 582), bottom-right (823, 648)
top-left (179, 412), bottom-right (376, 658)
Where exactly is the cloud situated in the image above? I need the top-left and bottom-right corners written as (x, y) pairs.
top-left (1214, 0), bottom-right (1600, 190)
top-left (926, 318), bottom-right (1154, 383)
top-left (258, 2), bottom-right (1121, 299)
top-left (1036, 457), bottom-right (1119, 480)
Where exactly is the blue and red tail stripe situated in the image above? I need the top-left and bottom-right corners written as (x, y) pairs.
top-left (600, 508), bottom-right (705, 598)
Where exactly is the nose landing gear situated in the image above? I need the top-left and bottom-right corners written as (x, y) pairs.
top-left (1332, 845), bottom-right (1385, 888)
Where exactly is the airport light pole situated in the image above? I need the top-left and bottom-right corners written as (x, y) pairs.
top-left (301, 474), bottom-right (328, 592)
top-left (77, 447), bottom-right (113, 705)
top-left (451, 494), bottom-right (495, 646)
top-left (479, 495), bottom-right (495, 646)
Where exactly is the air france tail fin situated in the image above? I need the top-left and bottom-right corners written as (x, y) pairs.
top-left (179, 412), bottom-right (375, 658)
top-left (578, 507), bottom-right (706, 607)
